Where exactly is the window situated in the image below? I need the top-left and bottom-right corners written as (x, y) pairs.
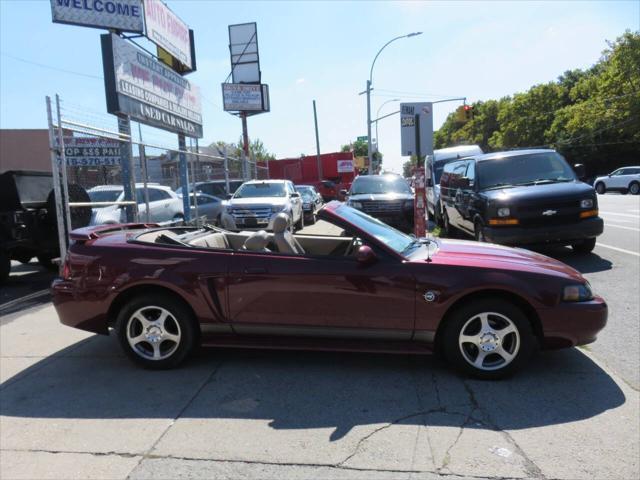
top-left (477, 152), bottom-right (576, 189)
top-left (350, 175), bottom-right (412, 195)
top-left (149, 189), bottom-right (170, 202)
top-left (234, 182), bottom-right (287, 198)
top-left (465, 161), bottom-right (475, 183)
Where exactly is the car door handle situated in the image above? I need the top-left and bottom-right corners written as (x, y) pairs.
top-left (243, 267), bottom-right (267, 274)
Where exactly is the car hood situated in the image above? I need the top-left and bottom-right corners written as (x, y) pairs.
top-left (348, 193), bottom-right (414, 201)
top-left (482, 180), bottom-right (594, 204)
top-left (229, 197), bottom-right (288, 207)
top-left (419, 238), bottom-right (585, 281)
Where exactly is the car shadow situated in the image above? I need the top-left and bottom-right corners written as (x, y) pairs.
top-left (0, 261), bottom-right (56, 317)
top-left (530, 245), bottom-right (613, 274)
top-left (0, 336), bottom-right (626, 440)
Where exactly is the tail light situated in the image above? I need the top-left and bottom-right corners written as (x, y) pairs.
top-left (61, 255), bottom-right (72, 280)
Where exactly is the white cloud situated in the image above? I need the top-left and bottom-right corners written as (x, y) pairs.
top-left (296, 78), bottom-right (306, 84)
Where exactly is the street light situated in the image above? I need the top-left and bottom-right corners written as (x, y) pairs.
top-left (374, 98), bottom-right (400, 157)
top-left (365, 32), bottom-right (422, 174)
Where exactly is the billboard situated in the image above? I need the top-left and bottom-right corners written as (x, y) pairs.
top-left (222, 83), bottom-right (270, 112)
top-left (101, 33), bottom-right (203, 138)
top-left (400, 102), bottom-right (433, 157)
top-left (57, 137), bottom-right (121, 166)
top-left (50, 0), bottom-right (144, 32)
top-left (143, 0), bottom-right (193, 70)
top-left (228, 22), bottom-right (261, 84)
top-left (337, 160), bottom-right (354, 173)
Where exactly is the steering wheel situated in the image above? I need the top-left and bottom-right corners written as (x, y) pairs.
top-left (345, 237), bottom-right (363, 256)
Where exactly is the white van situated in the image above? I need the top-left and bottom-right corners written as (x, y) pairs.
top-left (426, 145), bottom-right (483, 225)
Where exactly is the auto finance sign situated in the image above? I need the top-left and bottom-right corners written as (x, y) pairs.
top-left (50, 0), bottom-right (144, 32)
top-left (56, 137), bottom-right (122, 166)
top-left (101, 33), bottom-right (203, 137)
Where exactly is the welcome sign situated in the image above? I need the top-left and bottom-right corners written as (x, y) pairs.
top-left (50, 0), bottom-right (144, 32)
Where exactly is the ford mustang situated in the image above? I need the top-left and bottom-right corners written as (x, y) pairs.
top-left (51, 202), bottom-right (607, 379)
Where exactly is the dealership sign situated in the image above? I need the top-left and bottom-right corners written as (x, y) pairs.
top-left (400, 102), bottom-right (433, 157)
top-left (101, 33), bottom-right (203, 137)
top-left (56, 137), bottom-right (122, 166)
top-left (50, 0), bottom-right (144, 32)
top-left (143, 0), bottom-right (193, 70)
top-left (222, 83), bottom-right (270, 112)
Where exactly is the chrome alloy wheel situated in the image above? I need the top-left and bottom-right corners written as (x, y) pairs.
top-left (126, 306), bottom-right (182, 361)
top-left (458, 312), bottom-right (520, 371)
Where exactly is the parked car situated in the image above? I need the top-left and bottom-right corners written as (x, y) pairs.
top-left (175, 179), bottom-right (244, 198)
top-left (52, 202), bottom-right (607, 379)
top-left (426, 145), bottom-right (484, 226)
top-left (593, 166), bottom-right (640, 195)
top-left (179, 192), bottom-right (225, 224)
top-left (344, 174), bottom-right (414, 231)
top-left (440, 149), bottom-right (603, 253)
top-left (0, 170), bottom-right (90, 282)
top-left (88, 184), bottom-right (184, 225)
top-left (295, 185), bottom-right (324, 224)
top-left (225, 180), bottom-right (304, 231)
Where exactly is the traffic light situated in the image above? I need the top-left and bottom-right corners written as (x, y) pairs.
top-left (455, 104), bottom-right (474, 122)
top-left (464, 104), bottom-right (474, 120)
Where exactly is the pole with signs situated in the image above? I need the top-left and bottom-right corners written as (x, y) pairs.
top-left (313, 100), bottom-right (322, 181)
top-left (178, 134), bottom-right (191, 223)
top-left (413, 114), bottom-right (427, 237)
top-left (117, 115), bottom-right (137, 223)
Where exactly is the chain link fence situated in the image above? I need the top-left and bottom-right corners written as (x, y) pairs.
top-left (47, 94), bottom-right (269, 264)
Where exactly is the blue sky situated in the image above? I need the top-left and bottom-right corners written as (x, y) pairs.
top-left (1, 0), bottom-right (638, 173)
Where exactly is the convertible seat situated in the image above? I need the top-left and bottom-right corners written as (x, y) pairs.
top-left (243, 230), bottom-right (270, 252)
top-left (189, 232), bottom-right (229, 249)
top-left (273, 213), bottom-right (305, 254)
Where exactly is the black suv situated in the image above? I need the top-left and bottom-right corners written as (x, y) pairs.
top-left (0, 170), bottom-right (90, 283)
top-left (439, 149), bottom-right (603, 253)
top-left (344, 174), bottom-right (414, 231)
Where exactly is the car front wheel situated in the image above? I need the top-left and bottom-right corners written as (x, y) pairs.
top-left (474, 220), bottom-right (487, 242)
top-left (629, 181), bottom-right (640, 195)
top-left (442, 299), bottom-right (535, 379)
top-left (295, 211), bottom-right (304, 231)
top-left (115, 295), bottom-right (198, 369)
top-left (572, 238), bottom-right (596, 254)
top-left (595, 182), bottom-right (606, 195)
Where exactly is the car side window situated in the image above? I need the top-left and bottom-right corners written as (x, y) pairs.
top-left (611, 169), bottom-right (623, 176)
top-left (465, 161), bottom-right (476, 184)
top-left (149, 189), bottom-right (169, 202)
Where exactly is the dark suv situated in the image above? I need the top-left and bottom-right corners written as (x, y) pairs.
top-left (345, 174), bottom-right (414, 231)
top-left (440, 149), bottom-right (603, 253)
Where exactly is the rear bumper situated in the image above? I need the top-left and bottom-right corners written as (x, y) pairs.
top-left (538, 296), bottom-right (608, 349)
top-left (484, 217), bottom-right (604, 246)
top-left (51, 278), bottom-right (110, 335)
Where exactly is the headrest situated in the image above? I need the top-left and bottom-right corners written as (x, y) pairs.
top-left (272, 212), bottom-right (290, 234)
top-left (243, 230), bottom-right (270, 251)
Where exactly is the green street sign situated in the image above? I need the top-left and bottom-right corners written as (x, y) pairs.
top-left (357, 136), bottom-right (368, 142)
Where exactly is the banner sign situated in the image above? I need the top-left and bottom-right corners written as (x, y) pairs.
top-left (56, 137), bottom-right (122, 166)
top-left (101, 33), bottom-right (203, 137)
top-left (337, 160), bottom-right (354, 173)
top-left (222, 83), bottom-right (269, 112)
top-left (50, 0), bottom-right (144, 32)
top-left (228, 22), bottom-right (260, 84)
top-left (400, 102), bottom-right (433, 157)
top-left (143, 0), bottom-right (193, 70)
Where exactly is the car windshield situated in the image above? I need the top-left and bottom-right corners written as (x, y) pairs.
top-left (334, 204), bottom-right (414, 254)
top-left (300, 190), bottom-right (315, 202)
top-left (88, 189), bottom-right (121, 202)
top-left (233, 182), bottom-right (286, 198)
top-left (351, 176), bottom-right (412, 195)
top-left (478, 152), bottom-right (576, 190)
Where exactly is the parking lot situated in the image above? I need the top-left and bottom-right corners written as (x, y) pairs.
top-left (1, 194), bottom-right (638, 480)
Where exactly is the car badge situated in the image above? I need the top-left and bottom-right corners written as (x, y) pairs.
top-left (542, 209), bottom-right (557, 216)
top-left (424, 291), bottom-right (437, 302)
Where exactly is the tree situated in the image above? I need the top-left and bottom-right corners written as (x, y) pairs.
top-left (341, 139), bottom-right (383, 170)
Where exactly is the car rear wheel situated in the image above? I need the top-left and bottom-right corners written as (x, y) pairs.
top-left (442, 210), bottom-right (457, 238)
top-left (442, 298), bottom-right (535, 379)
top-left (474, 220), bottom-right (487, 242)
top-left (115, 295), bottom-right (198, 369)
top-left (37, 254), bottom-right (58, 272)
top-left (629, 182), bottom-right (640, 195)
top-left (572, 238), bottom-right (597, 254)
top-left (0, 249), bottom-right (10, 285)
top-left (595, 182), bottom-right (606, 195)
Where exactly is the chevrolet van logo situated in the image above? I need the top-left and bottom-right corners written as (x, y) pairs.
top-left (542, 210), bottom-right (557, 216)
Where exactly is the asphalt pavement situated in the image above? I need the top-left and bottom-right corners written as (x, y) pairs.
top-left (1, 194), bottom-right (639, 480)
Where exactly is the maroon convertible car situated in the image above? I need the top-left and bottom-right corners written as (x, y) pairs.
top-left (52, 202), bottom-right (607, 379)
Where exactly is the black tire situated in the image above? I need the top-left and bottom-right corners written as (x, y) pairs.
top-left (595, 182), bottom-right (606, 195)
top-left (295, 211), bottom-right (304, 231)
top-left (115, 294), bottom-right (198, 369)
top-left (442, 210), bottom-right (457, 238)
top-left (474, 220), bottom-right (487, 242)
top-left (306, 213), bottom-right (316, 225)
top-left (16, 255), bottom-right (33, 264)
top-left (37, 254), bottom-right (58, 272)
top-left (172, 214), bottom-right (185, 225)
top-left (629, 182), bottom-right (640, 195)
top-left (45, 184), bottom-right (92, 230)
top-left (572, 238), bottom-right (597, 254)
top-left (441, 298), bottom-right (536, 380)
top-left (434, 202), bottom-right (444, 227)
top-left (0, 249), bottom-right (10, 285)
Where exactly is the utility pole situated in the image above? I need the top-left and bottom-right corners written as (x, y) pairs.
top-left (313, 100), bottom-right (322, 181)
top-left (366, 79), bottom-right (373, 174)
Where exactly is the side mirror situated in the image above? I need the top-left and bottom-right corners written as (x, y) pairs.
top-left (356, 245), bottom-right (377, 265)
top-left (226, 193), bottom-right (233, 200)
top-left (290, 192), bottom-right (300, 198)
top-left (340, 189), bottom-right (348, 196)
top-left (573, 164), bottom-right (586, 180)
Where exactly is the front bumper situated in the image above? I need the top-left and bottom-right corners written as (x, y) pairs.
top-left (538, 296), bottom-right (608, 349)
top-left (484, 217), bottom-right (604, 246)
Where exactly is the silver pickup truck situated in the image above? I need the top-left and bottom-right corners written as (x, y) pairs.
top-left (225, 180), bottom-right (305, 231)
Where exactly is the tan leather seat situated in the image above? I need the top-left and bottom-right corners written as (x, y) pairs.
top-left (190, 233), bottom-right (229, 249)
top-left (243, 230), bottom-right (270, 252)
top-left (273, 213), bottom-right (304, 254)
